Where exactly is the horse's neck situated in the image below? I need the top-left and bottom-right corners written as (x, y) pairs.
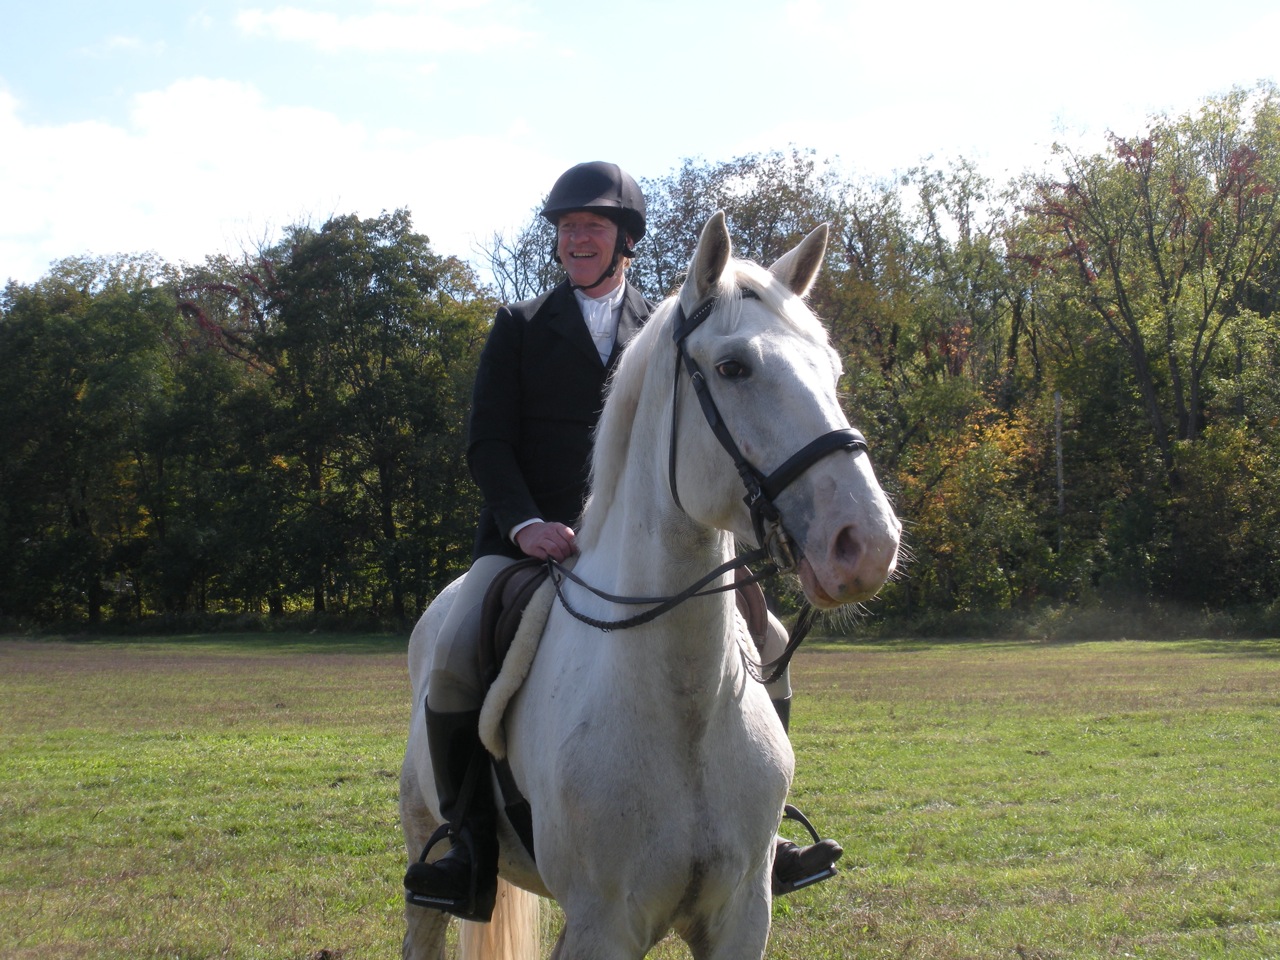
top-left (572, 338), bottom-right (744, 684)
top-left (575, 494), bottom-right (741, 682)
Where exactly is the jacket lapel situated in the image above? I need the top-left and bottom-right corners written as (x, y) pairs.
top-left (547, 280), bottom-right (652, 369)
top-left (547, 283), bottom-right (603, 367)
top-left (608, 284), bottom-right (651, 368)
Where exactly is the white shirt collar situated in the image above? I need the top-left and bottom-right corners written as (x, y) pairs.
top-left (573, 281), bottom-right (626, 364)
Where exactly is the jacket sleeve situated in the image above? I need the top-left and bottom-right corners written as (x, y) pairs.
top-left (467, 305), bottom-right (539, 540)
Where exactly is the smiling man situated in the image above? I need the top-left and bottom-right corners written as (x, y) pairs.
top-left (472, 161), bottom-right (652, 564)
top-left (556, 211), bottom-right (629, 292)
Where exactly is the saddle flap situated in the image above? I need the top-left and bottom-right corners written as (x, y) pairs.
top-left (478, 558), bottom-right (551, 686)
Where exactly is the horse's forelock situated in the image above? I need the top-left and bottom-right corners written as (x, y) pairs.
top-left (715, 258), bottom-right (829, 346)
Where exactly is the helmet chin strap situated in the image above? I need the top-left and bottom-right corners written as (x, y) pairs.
top-left (563, 234), bottom-right (632, 293)
top-left (568, 253), bottom-right (620, 293)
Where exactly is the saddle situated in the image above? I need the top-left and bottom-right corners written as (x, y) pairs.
top-left (473, 558), bottom-right (551, 862)
top-left (477, 557), bottom-right (551, 690)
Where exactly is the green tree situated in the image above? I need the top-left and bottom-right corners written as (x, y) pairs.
top-left (1023, 84), bottom-right (1280, 600)
top-left (0, 255), bottom-right (177, 622)
top-left (634, 149), bottom-right (845, 297)
top-left (181, 210), bottom-right (490, 621)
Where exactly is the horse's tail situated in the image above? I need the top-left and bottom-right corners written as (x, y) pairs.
top-left (457, 879), bottom-right (541, 960)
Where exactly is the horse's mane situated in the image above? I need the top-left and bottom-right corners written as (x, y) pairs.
top-left (576, 256), bottom-right (834, 550)
top-left (574, 295), bottom-right (671, 549)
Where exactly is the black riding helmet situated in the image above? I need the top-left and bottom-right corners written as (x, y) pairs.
top-left (542, 161), bottom-right (646, 291)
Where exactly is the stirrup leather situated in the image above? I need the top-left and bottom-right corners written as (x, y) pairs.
top-left (772, 803), bottom-right (842, 895)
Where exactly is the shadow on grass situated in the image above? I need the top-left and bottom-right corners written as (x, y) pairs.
top-left (808, 634), bottom-right (1280, 660)
top-left (6, 630), bottom-right (410, 656)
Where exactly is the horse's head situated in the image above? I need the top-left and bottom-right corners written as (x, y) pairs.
top-left (666, 211), bottom-right (901, 608)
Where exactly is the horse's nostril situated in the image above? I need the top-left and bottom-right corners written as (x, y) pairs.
top-left (833, 525), bottom-right (864, 569)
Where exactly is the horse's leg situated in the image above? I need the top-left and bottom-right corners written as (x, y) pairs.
top-left (399, 579), bottom-right (465, 959)
top-left (553, 927), bottom-right (645, 960)
top-left (686, 879), bottom-right (773, 960)
top-left (550, 902), bottom-right (656, 960)
top-left (400, 732), bottom-right (450, 960)
top-left (401, 903), bottom-right (450, 960)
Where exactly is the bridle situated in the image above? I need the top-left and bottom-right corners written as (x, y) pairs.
top-left (549, 285), bottom-right (869, 681)
top-left (667, 287), bottom-right (868, 571)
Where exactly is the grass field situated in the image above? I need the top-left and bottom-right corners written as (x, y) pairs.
top-left (1, 632), bottom-right (1278, 959)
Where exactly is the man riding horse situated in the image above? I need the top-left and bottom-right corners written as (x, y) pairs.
top-left (404, 161), bottom-right (843, 921)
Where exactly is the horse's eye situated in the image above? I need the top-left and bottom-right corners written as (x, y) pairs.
top-left (715, 359), bottom-right (749, 380)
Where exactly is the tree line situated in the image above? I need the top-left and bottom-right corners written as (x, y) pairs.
top-left (3, 84), bottom-right (1279, 631)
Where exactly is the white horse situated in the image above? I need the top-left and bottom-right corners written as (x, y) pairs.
top-left (400, 211), bottom-right (901, 960)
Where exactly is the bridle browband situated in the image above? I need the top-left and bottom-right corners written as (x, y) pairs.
top-left (668, 287), bottom-right (868, 571)
top-left (548, 284), bottom-right (869, 683)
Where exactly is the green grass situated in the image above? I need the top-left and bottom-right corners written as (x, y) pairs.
top-left (2, 634), bottom-right (1278, 959)
top-left (768, 640), bottom-right (1280, 960)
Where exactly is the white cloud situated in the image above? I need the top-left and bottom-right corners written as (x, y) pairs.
top-left (5, 0), bottom-right (1275, 288)
top-left (104, 35), bottom-right (147, 51)
top-left (83, 33), bottom-right (169, 58)
top-left (235, 4), bottom-right (532, 54)
top-left (753, 0), bottom-right (1280, 183)
top-left (0, 77), bottom-right (557, 286)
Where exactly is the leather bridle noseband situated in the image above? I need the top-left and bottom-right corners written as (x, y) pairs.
top-left (668, 288), bottom-right (868, 571)
top-left (548, 286), bottom-right (869, 682)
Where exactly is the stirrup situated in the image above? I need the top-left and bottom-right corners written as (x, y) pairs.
top-left (772, 803), bottom-right (842, 896)
top-left (404, 822), bottom-right (496, 922)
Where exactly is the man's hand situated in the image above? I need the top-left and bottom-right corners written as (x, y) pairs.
top-left (515, 520), bottom-right (577, 562)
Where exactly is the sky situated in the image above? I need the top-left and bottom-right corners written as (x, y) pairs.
top-left (2, 0), bottom-right (1278, 288)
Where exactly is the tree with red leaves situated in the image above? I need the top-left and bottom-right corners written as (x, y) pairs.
top-left (1027, 83), bottom-right (1280, 487)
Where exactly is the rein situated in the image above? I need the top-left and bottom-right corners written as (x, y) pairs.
top-left (546, 550), bottom-right (773, 632)
top-left (547, 554), bottom-right (815, 686)
top-left (549, 285), bottom-right (869, 684)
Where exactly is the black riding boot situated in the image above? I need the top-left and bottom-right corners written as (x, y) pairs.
top-left (404, 705), bottom-right (499, 921)
top-left (771, 695), bottom-right (844, 895)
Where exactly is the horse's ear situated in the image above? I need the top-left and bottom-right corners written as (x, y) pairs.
top-left (688, 211), bottom-right (732, 302)
top-left (769, 223), bottom-right (830, 297)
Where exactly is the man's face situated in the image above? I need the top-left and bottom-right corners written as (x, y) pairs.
top-left (556, 211), bottom-right (622, 291)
